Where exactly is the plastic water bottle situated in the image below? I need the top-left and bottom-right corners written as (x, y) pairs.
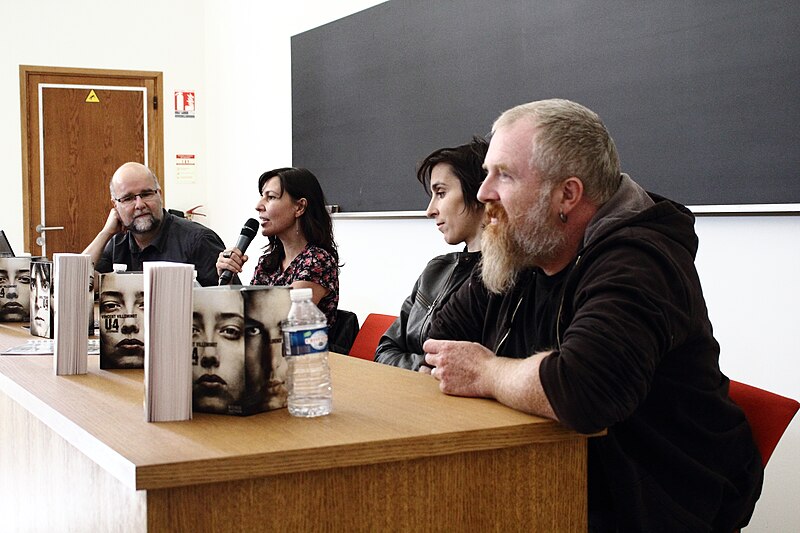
top-left (282, 288), bottom-right (332, 417)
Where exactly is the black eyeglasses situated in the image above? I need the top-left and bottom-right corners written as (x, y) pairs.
top-left (114, 189), bottom-right (159, 205)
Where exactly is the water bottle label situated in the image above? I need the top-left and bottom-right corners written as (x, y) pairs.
top-left (285, 327), bottom-right (329, 356)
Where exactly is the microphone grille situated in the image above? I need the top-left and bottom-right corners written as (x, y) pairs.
top-left (242, 218), bottom-right (259, 237)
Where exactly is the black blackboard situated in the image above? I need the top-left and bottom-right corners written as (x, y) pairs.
top-left (292, 0), bottom-right (800, 212)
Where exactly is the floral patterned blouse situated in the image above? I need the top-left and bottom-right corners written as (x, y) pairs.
top-left (251, 244), bottom-right (339, 327)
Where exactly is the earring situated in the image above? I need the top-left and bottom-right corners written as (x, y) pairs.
top-left (559, 210), bottom-right (568, 223)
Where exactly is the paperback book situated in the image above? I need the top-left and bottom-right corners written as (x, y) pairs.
top-left (0, 256), bottom-right (32, 323)
top-left (30, 258), bottom-right (53, 338)
top-left (98, 272), bottom-right (145, 369)
top-left (2, 338), bottom-right (99, 356)
top-left (192, 285), bottom-right (292, 416)
top-left (53, 253), bottom-right (92, 376)
top-left (144, 262), bottom-right (194, 422)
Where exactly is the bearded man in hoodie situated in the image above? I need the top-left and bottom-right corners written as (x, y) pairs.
top-left (424, 99), bottom-right (763, 532)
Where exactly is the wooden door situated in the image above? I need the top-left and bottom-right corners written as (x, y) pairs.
top-left (20, 66), bottom-right (163, 257)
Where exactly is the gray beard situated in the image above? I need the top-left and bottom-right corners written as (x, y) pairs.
top-left (128, 212), bottom-right (161, 234)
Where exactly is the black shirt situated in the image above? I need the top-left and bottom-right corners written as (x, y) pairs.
top-left (95, 210), bottom-right (225, 287)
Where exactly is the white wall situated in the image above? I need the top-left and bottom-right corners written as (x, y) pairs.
top-left (695, 215), bottom-right (800, 532)
top-left (1, 1), bottom-right (797, 530)
top-left (0, 0), bottom-right (209, 251)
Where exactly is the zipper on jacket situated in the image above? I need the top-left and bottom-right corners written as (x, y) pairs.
top-left (493, 288), bottom-right (526, 354)
top-left (556, 254), bottom-right (582, 351)
top-left (420, 257), bottom-right (461, 335)
top-left (417, 291), bottom-right (433, 311)
top-left (425, 264), bottom-right (458, 318)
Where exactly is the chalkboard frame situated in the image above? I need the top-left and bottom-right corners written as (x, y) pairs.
top-left (292, 0), bottom-right (800, 213)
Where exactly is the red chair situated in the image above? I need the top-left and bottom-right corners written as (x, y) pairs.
top-left (348, 313), bottom-right (398, 361)
top-left (728, 380), bottom-right (799, 466)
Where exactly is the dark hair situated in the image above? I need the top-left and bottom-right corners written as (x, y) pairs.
top-left (416, 136), bottom-right (489, 213)
top-left (257, 167), bottom-right (338, 271)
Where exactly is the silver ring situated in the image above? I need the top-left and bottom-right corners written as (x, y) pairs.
top-left (222, 251), bottom-right (232, 259)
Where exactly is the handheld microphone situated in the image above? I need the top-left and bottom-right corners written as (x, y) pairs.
top-left (218, 218), bottom-right (260, 285)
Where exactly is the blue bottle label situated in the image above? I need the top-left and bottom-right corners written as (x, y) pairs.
top-left (285, 327), bottom-right (329, 356)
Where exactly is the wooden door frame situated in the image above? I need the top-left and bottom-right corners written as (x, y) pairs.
top-left (19, 65), bottom-right (164, 254)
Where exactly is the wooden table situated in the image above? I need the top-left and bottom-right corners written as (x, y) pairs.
top-left (0, 322), bottom-right (590, 532)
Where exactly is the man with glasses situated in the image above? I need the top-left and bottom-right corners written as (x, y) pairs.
top-left (82, 162), bottom-right (226, 286)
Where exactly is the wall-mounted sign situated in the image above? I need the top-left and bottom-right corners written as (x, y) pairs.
top-left (176, 154), bottom-right (196, 183)
top-left (174, 91), bottom-right (195, 118)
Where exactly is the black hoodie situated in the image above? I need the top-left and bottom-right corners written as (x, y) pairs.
top-left (430, 175), bottom-right (763, 532)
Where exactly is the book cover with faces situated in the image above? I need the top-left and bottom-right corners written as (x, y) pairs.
top-left (192, 285), bottom-right (292, 416)
top-left (99, 272), bottom-right (145, 369)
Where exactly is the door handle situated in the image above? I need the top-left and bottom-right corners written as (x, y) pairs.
top-left (35, 224), bottom-right (65, 233)
top-left (35, 224), bottom-right (65, 248)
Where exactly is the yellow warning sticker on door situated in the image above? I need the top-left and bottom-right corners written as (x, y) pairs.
top-left (85, 90), bottom-right (100, 103)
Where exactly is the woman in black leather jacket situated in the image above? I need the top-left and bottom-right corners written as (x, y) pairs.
top-left (375, 137), bottom-right (488, 370)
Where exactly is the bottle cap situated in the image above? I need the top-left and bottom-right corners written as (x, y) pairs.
top-left (290, 287), bottom-right (313, 301)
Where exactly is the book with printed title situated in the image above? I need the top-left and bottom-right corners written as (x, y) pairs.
top-left (98, 272), bottom-right (145, 369)
top-left (192, 285), bottom-right (292, 416)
